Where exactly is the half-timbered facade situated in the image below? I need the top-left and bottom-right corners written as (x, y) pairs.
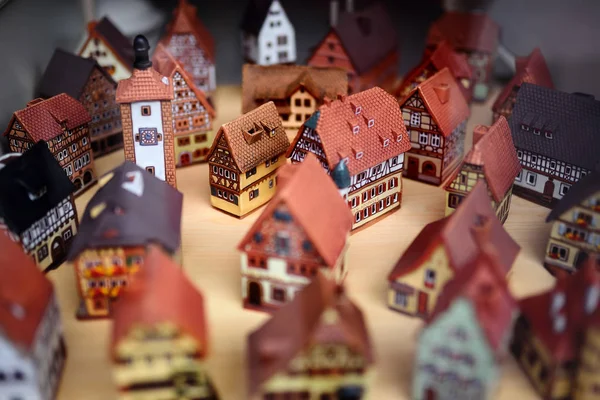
top-left (400, 68), bottom-right (469, 186)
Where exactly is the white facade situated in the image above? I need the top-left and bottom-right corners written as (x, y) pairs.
top-left (0, 337), bottom-right (38, 400)
top-left (131, 101), bottom-right (167, 181)
top-left (254, 0), bottom-right (296, 65)
top-left (79, 38), bottom-right (130, 82)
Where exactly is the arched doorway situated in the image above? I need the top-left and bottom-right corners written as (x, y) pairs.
top-left (83, 170), bottom-right (93, 184)
top-left (248, 282), bottom-right (262, 306)
top-left (422, 161), bottom-right (437, 177)
top-left (50, 236), bottom-right (65, 264)
top-left (73, 178), bottom-right (83, 191)
top-left (544, 179), bottom-right (555, 199)
top-left (180, 152), bottom-right (191, 166)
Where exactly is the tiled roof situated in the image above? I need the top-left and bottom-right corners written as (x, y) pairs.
top-left (111, 245), bottom-right (208, 357)
top-left (241, 0), bottom-right (276, 36)
top-left (116, 67), bottom-right (173, 103)
top-left (238, 154), bottom-right (353, 267)
top-left (247, 272), bottom-right (373, 396)
top-left (3, 93), bottom-right (91, 142)
top-left (209, 101), bottom-right (290, 173)
top-left (241, 64), bottom-right (348, 113)
top-left (427, 12), bottom-right (500, 53)
top-left (288, 87), bottom-right (410, 176)
top-left (509, 83), bottom-right (600, 172)
top-left (89, 17), bottom-right (134, 68)
top-left (546, 172), bottom-right (600, 222)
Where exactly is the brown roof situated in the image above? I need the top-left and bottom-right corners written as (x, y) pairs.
top-left (238, 154), bottom-right (353, 267)
top-left (287, 87), bottom-right (410, 176)
top-left (116, 67), bottom-right (173, 104)
top-left (388, 181), bottom-right (520, 281)
top-left (427, 12), bottom-right (500, 54)
top-left (111, 245), bottom-right (208, 358)
top-left (3, 94), bottom-right (91, 141)
top-left (403, 68), bottom-right (470, 137)
top-left (492, 48), bottom-right (554, 113)
top-left (0, 235), bottom-right (54, 353)
top-left (247, 272), bottom-right (373, 395)
top-left (208, 101), bottom-right (290, 173)
top-left (241, 64), bottom-right (348, 113)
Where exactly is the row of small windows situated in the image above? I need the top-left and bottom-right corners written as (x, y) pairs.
top-left (350, 178), bottom-right (398, 208)
top-left (520, 124), bottom-right (553, 139)
top-left (91, 120), bottom-right (121, 135)
top-left (87, 279), bottom-right (128, 289)
top-left (212, 166), bottom-right (238, 181)
top-left (0, 370), bottom-right (25, 382)
top-left (74, 153), bottom-right (91, 172)
top-left (91, 108), bottom-right (119, 122)
top-left (266, 35), bottom-right (288, 47)
top-left (178, 134), bottom-right (207, 146)
top-left (516, 171), bottom-right (571, 196)
top-left (419, 132), bottom-right (442, 147)
top-left (354, 193), bottom-right (399, 223)
top-left (264, 51), bottom-right (289, 63)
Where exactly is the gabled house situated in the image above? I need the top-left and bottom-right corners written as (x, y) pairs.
top-left (153, 44), bottom-right (216, 166)
top-left (399, 67), bottom-right (470, 186)
top-left (444, 116), bottom-right (522, 223)
top-left (238, 154), bottom-right (353, 312)
top-left (413, 240), bottom-right (517, 400)
top-left (241, 64), bottom-right (348, 131)
top-left (0, 142), bottom-right (78, 272)
top-left (241, 0), bottom-right (297, 66)
top-left (308, 1), bottom-right (398, 94)
top-left (67, 162), bottom-right (183, 319)
top-left (207, 101), bottom-right (290, 218)
top-left (509, 83), bottom-right (600, 208)
top-left (287, 87), bottom-right (411, 230)
top-left (394, 41), bottom-right (473, 103)
top-left (426, 12), bottom-right (499, 102)
top-left (111, 245), bottom-right (219, 400)
top-left (159, 0), bottom-right (216, 94)
top-left (544, 172), bottom-right (600, 275)
top-left (492, 48), bottom-right (554, 123)
top-left (3, 93), bottom-right (97, 194)
top-left (78, 16), bottom-right (134, 81)
top-left (248, 272), bottom-right (374, 399)
top-left (0, 234), bottom-right (67, 400)
top-left (387, 182), bottom-right (520, 319)
top-left (37, 49), bottom-right (123, 157)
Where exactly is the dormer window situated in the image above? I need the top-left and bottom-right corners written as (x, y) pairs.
top-left (354, 106), bottom-right (362, 115)
top-left (354, 150), bottom-right (364, 160)
top-left (352, 125), bottom-right (360, 134)
top-left (533, 128), bottom-right (541, 135)
top-left (243, 123), bottom-right (264, 144)
top-left (520, 124), bottom-right (530, 131)
top-left (382, 139), bottom-right (390, 147)
top-left (368, 118), bottom-right (375, 128)
top-left (545, 131), bottom-right (553, 139)
top-left (396, 133), bottom-right (403, 142)
top-left (424, 269), bottom-right (436, 288)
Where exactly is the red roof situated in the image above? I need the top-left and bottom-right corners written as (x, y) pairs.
top-left (111, 245), bottom-right (208, 358)
top-left (0, 235), bottom-right (54, 352)
top-left (238, 154), bottom-right (353, 267)
top-left (116, 67), bottom-right (173, 103)
top-left (4, 94), bottom-right (91, 141)
top-left (427, 12), bottom-right (500, 54)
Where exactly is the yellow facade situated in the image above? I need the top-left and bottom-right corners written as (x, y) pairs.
top-left (281, 89), bottom-right (317, 131)
top-left (350, 173), bottom-right (403, 229)
top-left (574, 328), bottom-right (600, 400)
top-left (79, 38), bottom-right (131, 81)
top-left (445, 169), bottom-right (482, 216)
top-left (174, 130), bottom-right (215, 166)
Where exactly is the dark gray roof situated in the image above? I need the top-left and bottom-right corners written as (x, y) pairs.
top-left (67, 162), bottom-right (183, 259)
top-left (241, 0), bottom-right (275, 36)
top-left (546, 172), bottom-right (600, 222)
top-left (94, 17), bottom-right (135, 67)
top-left (510, 83), bottom-right (600, 172)
top-left (0, 142), bottom-right (75, 235)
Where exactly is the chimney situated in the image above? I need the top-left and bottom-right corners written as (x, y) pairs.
top-left (26, 98), bottom-right (45, 107)
top-left (133, 35), bottom-right (152, 70)
top-left (330, 0), bottom-right (339, 27)
top-left (346, 0), bottom-right (354, 12)
top-left (473, 125), bottom-right (490, 145)
top-left (337, 94), bottom-right (347, 102)
top-left (433, 84), bottom-right (450, 104)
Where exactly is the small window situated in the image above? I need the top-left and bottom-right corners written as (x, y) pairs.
top-left (277, 35), bottom-right (287, 45)
top-left (517, 150), bottom-right (523, 159)
top-left (526, 172), bottom-right (537, 186)
top-left (368, 119), bottom-right (375, 128)
top-left (141, 106), bottom-right (151, 116)
top-left (362, 192), bottom-right (369, 202)
top-left (395, 292), bottom-right (408, 307)
top-left (253, 232), bottom-right (263, 243)
top-left (545, 131), bottom-right (553, 139)
top-left (419, 132), bottom-right (429, 145)
top-left (560, 184), bottom-right (570, 196)
top-left (303, 99), bottom-right (311, 107)
top-left (531, 155), bottom-right (537, 164)
top-left (424, 269), bottom-right (436, 288)
top-left (146, 166), bottom-right (155, 175)
top-left (351, 197), bottom-right (358, 208)
top-left (431, 135), bottom-right (441, 147)
top-left (275, 232), bottom-right (290, 255)
top-left (295, 114), bottom-right (302, 122)
top-left (272, 287), bottom-right (286, 302)
top-left (363, 208), bottom-right (369, 218)
top-left (353, 125), bottom-right (360, 134)
top-left (520, 124), bottom-right (530, 131)
top-left (295, 99), bottom-right (302, 107)
top-left (269, 179), bottom-right (274, 189)
top-left (410, 112), bottom-right (421, 127)
top-left (354, 106), bottom-right (362, 115)
top-left (550, 161), bottom-right (556, 169)
top-left (515, 170), bottom-right (522, 182)
top-left (355, 212), bottom-right (361, 223)
top-left (328, 56), bottom-right (335, 64)
top-left (194, 134), bottom-right (207, 143)
top-left (355, 151), bottom-right (364, 160)
top-left (383, 139), bottom-right (390, 147)
top-left (378, 184), bottom-right (384, 194)
top-left (533, 128), bottom-right (541, 135)
top-left (565, 166), bottom-right (572, 175)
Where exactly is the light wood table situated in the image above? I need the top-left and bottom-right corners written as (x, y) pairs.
top-left (52, 86), bottom-right (554, 400)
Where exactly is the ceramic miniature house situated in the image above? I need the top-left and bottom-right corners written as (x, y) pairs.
top-left (116, 35), bottom-right (177, 188)
top-left (387, 182), bottom-right (520, 319)
top-left (207, 101), bottom-right (290, 218)
top-left (308, 1), bottom-right (398, 94)
top-left (287, 87), bottom-right (411, 230)
top-left (242, 64), bottom-right (348, 132)
top-left (0, 142), bottom-right (78, 272)
top-left (159, 0), bottom-right (216, 94)
top-left (444, 117), bottom-right (522, 223)
top-left (38, 49), bottom-right (123, 157)
top-left (399, 67), bottom-right (470, 186)
top-left (492, 48), bottom-right (553, 123)
top-left (111, 246), bottom-right (219, 400)
top-left (67, 162), bottom-right (183, 319)
top-left (426, 12), bottom-right (499, 102)
top-left (511, 255), bottom-right (600, 400)
top-left (0, 235), bottom-right (67, 400)
top-left (238, 154), bottom-right (353, 312)
top-left (78, 16), bottom-right (134, 81)
top-left (394, 41), bottom-right (473, 103)
top-left (509, 83), bottom-right (600, 208)
top-left (248, 272), bottom-right (374, 399)
top-left (544, 172), bottom-right (600, 275)
top-left (3, 93), bottom-right (97, 194)
top-left (153, 44), bottom-right (216, 166)
top-left (241, 0), bottom-right (296, 66)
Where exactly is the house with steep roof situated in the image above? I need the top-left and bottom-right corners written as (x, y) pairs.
top-left (159, 0), bottom-right (216, 94)
top-left (387, 182), bottom-right (520, 319)
top-left (238, 154), bottom-right (353, 312)
top-left (78, 16), bottom-right (134, 81)
top-left (67, 162), bottom-right (183, 319)
top-left (0, 235), bottom-right (67, 400)
top-left (509, 83), bottom-right (600, 208)
top-left (241, 0), bottom-right (296, 66)
top-left (399, 68), bottom-right (470, 186)
top-left (308, 1), bottom-right (398, 94)
top-left (38, 49), bottom-right (123, 157)
top-left (444, 116), bottom-right (522, 223)
top-left (426, 12), bottom-right (499, 101)
top-left (492, 48), bottom-right (554, 123)
top-left (111, 245), bottom-right (219, 400)
top-left (247, 271), bottom-right (374, 399)
top-left (242, 64), bottom-right (348, 131)
top-left (153, 44), bottom-right (216, 167)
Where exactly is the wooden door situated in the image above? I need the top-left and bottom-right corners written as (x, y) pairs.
top-left (180, 152), bottom-right (191, 166)
top-left (406, 156), bottom-right (419, 179)
top-left (426, 388), bottom-right (436, 400)
top-left (543, 179), bottom-right (555, 198)
top-left (248, 281), bottom-right (262, 306)
top-left (50, 236), bottom-right (65, 263)
top-left (418, 291), bottom-right (429, 315)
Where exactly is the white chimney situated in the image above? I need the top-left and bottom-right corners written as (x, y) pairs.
top-left (346, 0), bottom-right (354, 12)
top-left (585, 286), bottom-right (600, 315)
top-left (330, 0), bottom-right (339, 27)
top-left (553, 314), bottom-right (566, 333)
